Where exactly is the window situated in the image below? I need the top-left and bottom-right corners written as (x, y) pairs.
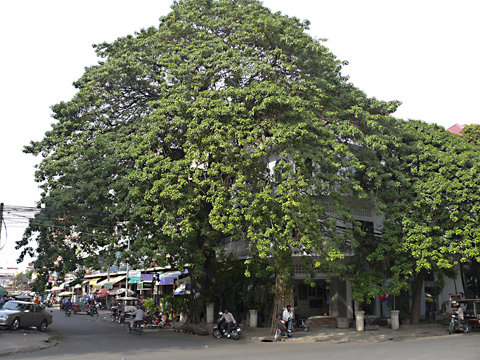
top-left (275, 159), bottom-right (289, 183)
top-left (357, 221), bottom-right (374, 235)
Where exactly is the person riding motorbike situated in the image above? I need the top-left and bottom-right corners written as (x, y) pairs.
top-left (283, 305), bottom-right (293, 331)
top-left (455, 303), bottom-right (464, 321)
top-left (65, 298), bottom-right (72, 314)
top-left (219, 309), bottom-right (236, 337)
top-left (132, 305), bottom-right (144, 329)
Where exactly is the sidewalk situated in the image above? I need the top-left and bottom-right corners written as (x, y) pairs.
top-left (0, 330), bottom-right (57, 357)
top-left (241, 323), bottom-right (452, 343)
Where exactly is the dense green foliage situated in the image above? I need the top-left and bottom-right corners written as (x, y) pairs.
top-left (462, 124), bottom-right (480, 145)
top-left (348, 119), bottom-right (480, 322)
top-left (19, 0), bottom-right (480, 324)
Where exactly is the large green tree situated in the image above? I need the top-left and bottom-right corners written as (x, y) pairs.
top-left (350, 119), bottom-right (480, 323)
top-left (20, 0), bottom-right (399, 322)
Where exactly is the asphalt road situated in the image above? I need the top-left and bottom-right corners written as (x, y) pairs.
top-left (4, 308), bottom-right (480, 360)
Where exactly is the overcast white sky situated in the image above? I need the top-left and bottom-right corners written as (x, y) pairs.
top-left (1, 0), bottom-right (479, 271)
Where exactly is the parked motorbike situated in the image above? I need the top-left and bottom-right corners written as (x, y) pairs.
top-left (43, 300), bottom-right (53, 308)
top-left (144, 311), bottom-right (162, 328)
top-left (212, 313), bottom-right (241, 340)
top-left (127, 319), bottom-right (146, 335)
top-left (274, 318), bottom-right (293, 342)
top-left (293, 314), bottom-right (309, 332)
top-left (159, 312), bottom-right (176, 329)
top-left (449, 314), bottom-right (469, 334)
top-left (65, 308), bottom-right (72, 317)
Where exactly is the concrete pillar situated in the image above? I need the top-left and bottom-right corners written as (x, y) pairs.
top-left (206, 303), bottom-right (214, 323)
top-left (330, 278), bottom-right (348, 318)
top-left (390, 310), bottom-right (400, 330)
top-left (249, 309), bottom-right (258, 328)
top-left (355, 311), bottom-right (365, 331)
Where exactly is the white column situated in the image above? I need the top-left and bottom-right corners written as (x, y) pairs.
top-left (390, 310), bottom-right (400, 330)
top-left (355, 311), bottom-right (365, 331)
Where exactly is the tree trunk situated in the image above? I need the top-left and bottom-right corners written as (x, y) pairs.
top-left (187, 246), bottom-right (217, 324)
top-left (410, 269), bottom-right (426, 324)
top-left (270, 272), bottom-right (293, 334)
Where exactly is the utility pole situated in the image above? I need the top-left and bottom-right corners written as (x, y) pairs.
top-left (0, 203), bottom-right (4, 244)
top-left (126, 238), bottom-right (130, 292)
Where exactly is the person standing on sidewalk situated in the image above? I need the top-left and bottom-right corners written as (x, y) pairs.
top-left (283, 305), bottom-right (293, 331)
top-left (324, 290), bottom-right (330, 316)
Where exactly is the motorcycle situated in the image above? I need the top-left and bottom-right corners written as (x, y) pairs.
top-left (65, 308), bottom-right (72, 317)
top-left (110, 307), bottom-right (119, 322)
top-left (118, 310), bottom-right (127, 324)
top-left (212, 313), bottom-right (241, 340)
top-left (43, 300), bottom-right (53, 308)
top-left (144, 311), bottom-right (162, 328)
top-left (274, 318), bottom-right (293, 342)
top-left (293, 314), bottom-right (309, 332)
top-left (127, 319), bottom-right (146, 335)
top-left (449, 314), bottom-right (469, 334)
top-left (87, 304), bottom-right (99, 317)
top-left (159, 312), bottom-right (176, 329)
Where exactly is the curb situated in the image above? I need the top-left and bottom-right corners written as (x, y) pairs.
top-left (0, 335), bottom-right (58, 357)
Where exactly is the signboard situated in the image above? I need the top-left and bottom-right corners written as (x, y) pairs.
top-left (138, 282), bottom-right (153, 290)
top-left (141, 273), bottom-right (154, 282)
top-left (158, 278), bottom-right (175, 285)
top-left (129, 270), bottom-right (141, 284)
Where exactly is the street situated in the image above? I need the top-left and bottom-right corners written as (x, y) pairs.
top-left (2, 308), bottom-right (480, 360)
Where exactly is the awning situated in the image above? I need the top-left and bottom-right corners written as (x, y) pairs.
top-left (103, 275), bottom-right (126, 289)
top-left (82, 280), bottom-right (90, 285)
top-left (160, 271), bottom-right (182, 279)
top-left (59, 280), bottom-right (74, 289)
top-left (51, 286), bottom-right (62, 291)
top-left (92, 279), bottom-right (109, 290)
top-left (88, 277), bottom-right (101, 286)
top-left (74, 284), bottom-right (82, 289)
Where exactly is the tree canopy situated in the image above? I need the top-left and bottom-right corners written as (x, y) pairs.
top-left (347, 118), bottom-right (480, 322)
top-left (20, 0), bottom-right (480, 324)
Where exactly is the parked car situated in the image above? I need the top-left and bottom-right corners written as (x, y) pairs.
top-left (0, 300), bottom-right (53, 332)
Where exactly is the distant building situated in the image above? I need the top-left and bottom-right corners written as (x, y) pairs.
top-left (445, 123), bottom-right (465, 137)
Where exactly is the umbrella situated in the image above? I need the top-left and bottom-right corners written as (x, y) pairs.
top-left (109, 288), bottom-right (135, 296)
top-left (0, 285), bottom-right (7, 296)
top-left (97, 288), bottom-right (109, 298)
